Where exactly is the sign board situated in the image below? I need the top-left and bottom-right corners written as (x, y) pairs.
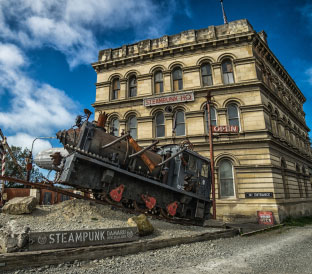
top-left (28, 227), bottom-right (138, 251)
top-left (257, 211), bottom-right (274, 225)
top-left (245, 192), bottom-right (273, 198)
top-left (143, 91), bottom-right (194, 107)
top-left (212, 125), bottom-right (239, 133)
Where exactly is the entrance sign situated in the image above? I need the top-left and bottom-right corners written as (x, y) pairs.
top-left (143, 91), bottom-right (194, 107)
top-left (28, 227), bottom-right (138, 251)
top-left (212, 125), bottom-right (239, 133)
top-left (245, 192), bottom-right (273, 198)
top-left (257, 211), bottom-right (274, 225)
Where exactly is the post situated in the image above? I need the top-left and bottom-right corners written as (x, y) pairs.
top-left (206, 91), bottom-right (216, 219)
top-left (1, 142), bottom-right (6, 203)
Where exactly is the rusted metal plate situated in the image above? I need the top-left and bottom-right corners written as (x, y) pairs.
top-left (28, 227), bottom-right (138, 251)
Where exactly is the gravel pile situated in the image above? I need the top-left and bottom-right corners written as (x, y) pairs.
top-left (0, 199), bottom-right (220, 236)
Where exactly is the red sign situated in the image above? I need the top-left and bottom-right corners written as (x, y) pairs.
top-left (143, 92), bottom-right (194, 106)
top-left (212, 125), bottom-right (239, 133)
top-left (257, 211), bottom-right (274, 225)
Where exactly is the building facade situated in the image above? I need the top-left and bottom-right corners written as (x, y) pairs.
top-left (91, 19), bottom-right (312, 222)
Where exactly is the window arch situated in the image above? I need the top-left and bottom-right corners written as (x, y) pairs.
top-left (172, 67), bottom-right (183, 91)
top-left (201, 63), bottom-right (213, 86)
top-left (204, 106), bottom-right (217, 133)
top-left (127, 115), bottom-right (137, 139)
top-left (112, 78), bottom-right (120, 100)
top-left (227, 104), bottom-right (240, 130)
top-left (154, 71), bottom-right (163, 94)
top-left (129, 75), bottom-right (137, 97)
top-left (221, 59), bottom-right (234, 84)
top-left (173, 110), bottom-right (185, 136)
top-left (219, 159), bottom-right (235, 197)
top-left (109, 118), bottom-right (120, 137)
top-left (155, 112), bottom-right (165, 138)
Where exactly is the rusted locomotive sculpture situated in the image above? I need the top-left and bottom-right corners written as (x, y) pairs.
top-left (36, 111), bottom-right (212, 222)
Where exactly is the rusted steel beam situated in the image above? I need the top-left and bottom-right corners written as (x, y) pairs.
top-left (128, 137), bottom-right (157, 173)
top-left (128, 140), bottom-right (159, 158)
top-left (156, 147), bottom-right (187, 167)
top-left (101, 133), bottom-right (130, 149)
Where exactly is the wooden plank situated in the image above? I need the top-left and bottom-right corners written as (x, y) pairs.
top-left (0, 229), bottom-right (238, 271)
top-left (29, 227), bottom-right (138, 251)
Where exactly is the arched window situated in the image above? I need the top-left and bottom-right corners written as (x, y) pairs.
top-left (227, 104), bottom-right (240, 129)
top-left (221, 59), bottom-right (234, 84)
top-left (172, 67), bottom-right (183, 91)
top-left (219, 159), bottom-right (235, 197)
top-left (154, 71), bottom-right (163, 94)
top-left (155, 112), bottom-right (165, 138)
top-left (112, 78), bottom-right (120, 100)
top-left (127, 115), bottom-right (137, 139)
top-left (204, 106), bottom-right (217, 133)
top-left (129, 75), bottom-right (137, 97)
top-left (201, 63), bottom-right (213, 86)
top-left (109, 118), bottom-right (119, 137)
top-left (174, 110), bottom-right (185, 136)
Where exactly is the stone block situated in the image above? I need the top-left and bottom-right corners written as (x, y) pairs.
top-left (2, 196), bottom-right (38, 215)
top-left (0, 220), bottom-right (30, 253)
top-left (128, 214), bottom-right (154, 236)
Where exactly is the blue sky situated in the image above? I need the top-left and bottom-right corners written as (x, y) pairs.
top-left (0, 0), bottom-right (311, 155)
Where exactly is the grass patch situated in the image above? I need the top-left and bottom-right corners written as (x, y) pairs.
top-left (283, 216), bottom-right (312, 227)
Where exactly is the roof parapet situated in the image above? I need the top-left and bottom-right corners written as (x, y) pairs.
top-left (97, 19), bottom-right (254, 63)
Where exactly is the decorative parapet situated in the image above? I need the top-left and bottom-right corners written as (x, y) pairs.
top-left (97, 19), bottom-right (254, 63)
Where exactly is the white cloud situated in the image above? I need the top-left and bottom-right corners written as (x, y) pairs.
top-left (0, 1), bottom-right (181, 155)
top-left (0, 42), bottom-right (77, 150)
top-left (0, 0), bottom-right (177, 68)
top-left (7, 133), bottom-right (52, 157)
top-left (0, 44), bottom-right (25, 68)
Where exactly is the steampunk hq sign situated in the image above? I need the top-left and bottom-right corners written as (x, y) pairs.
top-left (28, 227), bottom-right (138, 251)
top-left (143, 91), bottom-right (194, 107)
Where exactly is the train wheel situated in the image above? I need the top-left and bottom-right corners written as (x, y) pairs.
top-left (133, 200), bottom-right (148, 214)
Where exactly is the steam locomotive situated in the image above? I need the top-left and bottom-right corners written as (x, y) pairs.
top-left (35, 111), bottom-right (212, 222)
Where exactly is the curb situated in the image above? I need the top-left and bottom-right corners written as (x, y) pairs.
top-left (0, 228), bottom-right (238, 271)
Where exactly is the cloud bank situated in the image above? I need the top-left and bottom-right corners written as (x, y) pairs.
top-left (0, 0), bottom-right (180, 155)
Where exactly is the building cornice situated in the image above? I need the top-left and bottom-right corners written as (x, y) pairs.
top-left (252, 34), bottom-right (305, 103)
top-left (92, 19), bottom-right (255, 72)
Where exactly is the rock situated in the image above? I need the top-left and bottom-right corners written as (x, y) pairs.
top-left (2, 196), bottom-right (38, 215)
top-left (0, 220), bottom-right (30, 253)
top-left (127, 214), bottom-right (154, 236)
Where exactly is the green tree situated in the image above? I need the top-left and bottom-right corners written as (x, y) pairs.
top-left (4, 146), bottom-right (44, 187)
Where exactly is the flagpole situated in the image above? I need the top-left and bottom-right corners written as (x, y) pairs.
top-left (220, 0), bottom-right (228, 24)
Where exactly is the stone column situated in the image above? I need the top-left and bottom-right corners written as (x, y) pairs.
top-left (120, 79), bottom-right (127, 99)
top-left (212, 63), bottom-right (222, 85)
top-left (163, 71), bottom-right (171, 93)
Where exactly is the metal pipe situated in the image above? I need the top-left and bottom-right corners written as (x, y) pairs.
top-left (128, 140), bottom-right (159, 158)
top-left (102, 133), bottom-right (130, 149)
top-left (157, 147), bottom-right (187, 167)
top-left (206, 91), bottom-right (216, 219)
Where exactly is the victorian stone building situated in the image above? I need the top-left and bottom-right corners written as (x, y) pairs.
top-left (91, 19), bottom-right (312, 222)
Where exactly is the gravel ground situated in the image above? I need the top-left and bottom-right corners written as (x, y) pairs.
top-left (6, 224), bottom-right (312, 274)
top-left (0, 199), bottom-right (220, 238)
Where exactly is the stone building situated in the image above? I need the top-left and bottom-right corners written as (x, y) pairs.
top-left (91, 19), bottom-right (312, 222)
